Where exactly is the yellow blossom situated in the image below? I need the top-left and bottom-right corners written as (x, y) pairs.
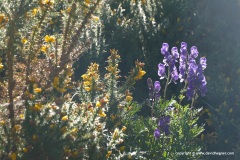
top-left (106, 151), bottom-right (112, 158)
top-left (72, 128), bottom-right (78, 133)
top-left (0, 120), bottom-right (5, 125)
top-left (0, 63), bottom-right (3, 69)
top-left (121, 126), bottom-right (127, 132)
top-left (41, 45), bottom-right (48, 53)
top-left (34, 103), bottom-right (42, 111)
top-left (14, 125), bottom-right (21, 132)
top-left (85, 0), bottom-right (90, 6)
top-left (83, 81), bottom-right (91, 86)
top-left (22, 38), bottom-right (28, 44)
top-left (32, 8), bottom-right (38, 16)
top-left (61, 115), bottom-right (68, 121)
top-left (85, 87), bottom-right (91, 91)
top-left (19, 114), bottom-right (25, 119)
top-left (229, 108), bottom-right (233, 113)
top-left (96, 101), bottom-right (101, 107)
top-left (23, 147), bottom-right (28, 153)
top-left (126, 95), bottom-right (133, 102)
top-left (34, 87), bottom-right (42, 93)
top-left (45, 35), bottom-right (55, 43)
top-left (92, 15), bottom-right (99, 21)
top-left (0, 14), bottom-right (4, 23)
top-left (98, 110), bottom-right (106, 117)
top-left (134, 69), bottom-right (146, 80)
top-left (9, 152), bottom-right (16, 160)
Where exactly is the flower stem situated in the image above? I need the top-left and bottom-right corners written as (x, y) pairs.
top-left (164, 67), bottom-right (170, 101)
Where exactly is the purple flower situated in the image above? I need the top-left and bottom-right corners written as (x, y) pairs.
top-left (154, 81), bottom-right (161, 93)
top-left (155, 115), bottom-right (171, 138)
top-left (161, 43), bottom-right (169, 55)
top-left (199, 57), bottom-right (207, 70)
top-left (186, 57), bottom-right (207, 99)
top-left (190, 46), bottom-right (199, 59)
top-left (171, 65), bottom-right (179, 83)
top-left (171, 47), bottom-right (179, 60)
top-left (158, 63), bottom-right (165, 79)
top-left (147, 78), bottom-right (153, 90)
top-left (154, 129), bottom-right (161, 139)
top-left (180, 42), bottom-right (188, 56)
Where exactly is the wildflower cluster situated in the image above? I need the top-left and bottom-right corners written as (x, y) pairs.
top-left (154, 115), bottom-right (171, 139)
top-left (159, 42), bottom-right (207, 100)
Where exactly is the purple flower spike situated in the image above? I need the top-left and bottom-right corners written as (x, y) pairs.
top-left (161, 43), bottom-right (169, 55)
top-left (158, 63), bottom-right (165, 79)
top-left (200, 57), bottom-right (207, 70)
top-left (190, 46), bottom-right (199, 58)
top-left (171, 47), bottom-right (179, 60)
top-left (154, 129), bottom-right (161, 139)
top-left (154, 81), bottom-right (161, 93)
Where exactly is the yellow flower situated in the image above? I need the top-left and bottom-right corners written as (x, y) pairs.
top-left (83, 81), bottom-right (91, 86)
top-left (92, 15), bottom-right (99, 21)
top-left (34, 103), bottom-right (42, 111)
top-left (22, 38), bottom-right (28, 44)
top-left (106, 151), bottom-right (112, 158)
top-left (85, 0), bottom-right (90, 6)
top-left (134, 69), bottom-right (146, 80)
top-left (126, 95), bottom-right (133, 102)
top-left (34, 87), bottom-right (42, 93)
top-left (121, 126), bottom-right (127, 132)
top-left (71, 128), bottom-right (78, 133)
top-left (0, 63), bottom-right (3, 69)
top-left (14, 125), bottom-right (21, 132)
top-left (98, 110), bottom-right (106, 117)
top-left (61, 115), bottom-right (68, 121)
top-left (0, 120), bottom-right (5, 125)
top-left (9, 152), bottom-right (16, 160)
top-left (32, 8), bottom-right (38, 16)
top-left (229, 108), bottom-right (233, 113)
top-left (23, 147), bottom-right (28, 153)
top-left (41, 45), bottom-right (48, 53)
top-left (0, 14), bottom-right (4, 23)
top-left (85, 87), bottom-right (91, 91)
top-left (96, 101), bottom-right (101, 107)
top-left (45, 35), bottom-right (55, 43)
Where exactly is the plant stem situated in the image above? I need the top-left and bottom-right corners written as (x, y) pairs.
top-left (164, 67), bottom-right (170, 101)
